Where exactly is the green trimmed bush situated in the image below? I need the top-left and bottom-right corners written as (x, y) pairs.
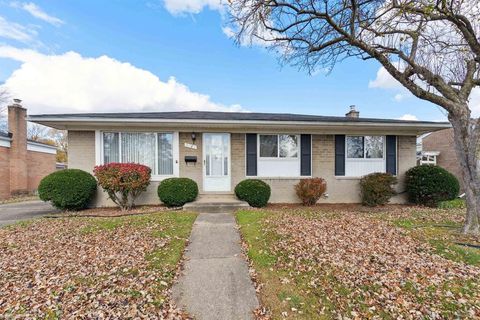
top-left (359, 172), bottom-right (397, 206)
top-left (157, 178), bottom-right (198, 207)
top-left (38, 169), bottom-right (97, 211)
top-left (406, 165), bottom-right (460, 207)
top-left (235, 179), bottom-right (271, 207)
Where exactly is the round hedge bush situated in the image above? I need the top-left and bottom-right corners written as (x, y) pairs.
top-left (405, 165), bottom-right (460, 207)
top-left (235, 179), bottom-right (271, 207)
top-left (38, 169), bottom-right (97, 211)
top-left (359, 172), bottom-right (397, 207)
top-left (157, 178), bottom-right (198, 207)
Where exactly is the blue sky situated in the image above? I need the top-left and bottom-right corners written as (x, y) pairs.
top-left (0, 0), bottom-right (448, 120)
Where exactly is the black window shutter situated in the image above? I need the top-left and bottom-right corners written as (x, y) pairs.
top-left (246, 134), bottom-right (257, 176)
top-left (335, 135), bottom-right (345, 176)
top-left (386, 135), bottom-right (397, 175)
top-left (300, 134), bottom-right (311, 176)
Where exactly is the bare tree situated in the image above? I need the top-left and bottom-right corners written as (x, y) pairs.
top-left (48, 128), bottom-right (68, 163)
top-left (228, 0), bottom-right (480, 234)
top-left (27, 122), bottom-right (50, 141)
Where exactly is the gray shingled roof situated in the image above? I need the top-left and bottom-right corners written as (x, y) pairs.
top-left (29, 111), bottom-right (446, 125)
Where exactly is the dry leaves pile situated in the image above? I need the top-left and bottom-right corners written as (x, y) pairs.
top-left (258, 208), bottom-right (480, 318)
top-left (0, 214), bottom-right (192, 319)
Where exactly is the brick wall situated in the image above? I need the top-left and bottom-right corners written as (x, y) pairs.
top-left (68, 131), bottom-right (96, 173)
top-left (69, 130), bottom-right (417, 206)
top-left (8, 105), bottom-right (28, 195)
top-left (27, 151), bottom-right (56, 192)
top-left (0, 103), bottom-right (57, 200)
top-left (422, 128), bottom-right (463, 190)
top-left (230, 134), bottom-right (416, 203)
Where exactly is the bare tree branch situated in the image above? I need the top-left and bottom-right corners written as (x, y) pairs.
top-left (228, 0), bottom-right (480, 234)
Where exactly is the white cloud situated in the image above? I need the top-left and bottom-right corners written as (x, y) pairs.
top-left (397, 114), bottom-right (418, 121)
top-left (160, 0), bottom-right (223, 15)
top-left (369, 67), bottom-right (402, 90)
top-left (222, 26), bottom-right (235, 38)
top-left (11, 2), bottom-right (64, 26)
top-left (0, 16), bottom-right (36, 42)
top-left (222, 23), bottom-right (287, 51)
top-left (0, 46), bottom-right (244, 114)
top-left (370, 66), bottom-right (480, 116)
top-left (393, 93), bottom-right (405, 102)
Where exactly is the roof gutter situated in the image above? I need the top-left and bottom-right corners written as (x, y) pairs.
top-left (27, 116), bottom-right (451, 129)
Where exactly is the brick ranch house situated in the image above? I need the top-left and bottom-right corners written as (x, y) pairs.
top-left (29, 107), bottom-right (450, 206)
top-left (0, 101), bottom-right (57, 200)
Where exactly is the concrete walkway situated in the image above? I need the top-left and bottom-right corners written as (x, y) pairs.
top-left (0, 200), bottom-right (57, 227)
top-left (173, 212), bottom-right (258, 320)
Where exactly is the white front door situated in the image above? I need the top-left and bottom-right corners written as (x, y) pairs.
top-left (203, 133), bottom-right (231, 192)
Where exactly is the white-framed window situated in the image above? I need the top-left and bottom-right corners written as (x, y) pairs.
top-left (259, 134), bottom-right (299, 158)
top-left (344, 135), bottom-right (386, 177)
top-left (418, 152), bottom-right (439, 165)
top-left (346, 136), bottom-right (384, 159)
top-left (257, 134), bottom-right (301, 177)
top-left (100, 131), bottom-right (179, 179)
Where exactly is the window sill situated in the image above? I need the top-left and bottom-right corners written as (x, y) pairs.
top-left (253, 176), bottom-right (311, 180)
top-left (335, 176), bottom-right (362, 180)
top-left (335, 175), bottom-right (398, 180)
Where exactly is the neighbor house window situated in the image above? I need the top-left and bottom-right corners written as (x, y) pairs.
top-left (346, 136), bottom-right (384, 159)
top-left (259, 134), bottom-right (298, 158)
top-left (102, 132), bottom-right (174, 175)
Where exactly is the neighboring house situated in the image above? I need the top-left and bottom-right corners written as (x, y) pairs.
top-left (0, 101), bottom-right (57, 200)
top-left (420, 128), bottom-right (464, 190)
top-left (29, 106), bottom-right (449, 206)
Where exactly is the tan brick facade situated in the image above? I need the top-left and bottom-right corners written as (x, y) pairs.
top-left (72, 130), bottom-right (416, 206)
top-left (0, 103), bottom-right (57, 200)
top-left (421, 128), bottom-right (463, 190)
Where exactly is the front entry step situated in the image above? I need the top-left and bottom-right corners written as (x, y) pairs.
top-left (183, 194), bottom-right (250, 213)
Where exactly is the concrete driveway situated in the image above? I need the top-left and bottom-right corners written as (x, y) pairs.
top-left (0, 200), bottom-right (58, 227)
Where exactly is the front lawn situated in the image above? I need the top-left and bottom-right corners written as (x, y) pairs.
top-left (0, 211), bottom-right (197, 318)
top-left (237, 206), bottom-right (480, 319)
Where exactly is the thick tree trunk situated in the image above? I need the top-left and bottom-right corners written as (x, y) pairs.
top-left (450, 112), bottom-right (480, 235)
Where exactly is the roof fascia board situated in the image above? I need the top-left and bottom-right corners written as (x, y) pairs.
top-left (28, 116), bottom-right (451, 129)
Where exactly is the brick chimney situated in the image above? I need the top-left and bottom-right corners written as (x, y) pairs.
top-left (345, 105), bottom-right (359, 118)
top-left (8, 99), bottom-right (28, 195)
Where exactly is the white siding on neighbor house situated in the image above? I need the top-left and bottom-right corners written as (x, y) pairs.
top-left (0, 137), bottom-right (11, 148)
top-left (27, 141), bottom-right (57, 154)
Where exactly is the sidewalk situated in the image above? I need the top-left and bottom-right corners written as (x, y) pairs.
top-left (172, 212), bottom-right (258, 320)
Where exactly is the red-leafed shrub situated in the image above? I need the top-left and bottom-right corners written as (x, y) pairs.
top-left (94, 163), bottom-right (151, 211)
top-left (295, 178), bottom-right (327, 206)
